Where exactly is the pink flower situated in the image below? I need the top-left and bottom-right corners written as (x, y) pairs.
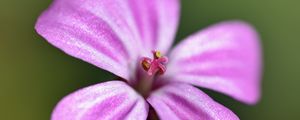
top-left (35, 0), bottom-right (262, 120)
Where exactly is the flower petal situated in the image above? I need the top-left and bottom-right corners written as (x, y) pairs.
top-left (52, 81), bottom-right (148, 120)
top-left (147, 83), bottom-right (239, 120)
top-left (165, 21), bottom-right (262, 104)
top-left (35, 0), bottom-right (179, 80)
top-left (128, 0), bottom-right (180, 54)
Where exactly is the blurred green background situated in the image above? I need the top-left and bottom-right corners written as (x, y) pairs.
top-left (1, 0), bottom-right (300, 119)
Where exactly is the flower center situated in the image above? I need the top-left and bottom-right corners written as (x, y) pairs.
top-left (141, 50), bottom-right (168, 75)
top-left (134, 50), bottom-right (168, 97)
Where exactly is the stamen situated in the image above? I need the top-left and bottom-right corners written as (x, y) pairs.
top-left (141, 50), bottom-right (168, 76)
top-left (141, 58), bottom-right (151, 71)
top-left (154, 51), bottom-right (162, 59)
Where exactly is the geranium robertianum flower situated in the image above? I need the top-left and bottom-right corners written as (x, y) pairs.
top-left (35, 0), bottom-right (262, 120)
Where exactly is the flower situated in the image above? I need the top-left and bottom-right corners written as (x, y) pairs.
top-left (35, 0), bottom-right (262, 120)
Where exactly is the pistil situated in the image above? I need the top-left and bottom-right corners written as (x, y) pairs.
top-left (141, 50), bottom-right (168, 75)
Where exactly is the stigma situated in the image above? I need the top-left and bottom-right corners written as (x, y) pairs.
top-left (141, 50), bottom-right (168, 76)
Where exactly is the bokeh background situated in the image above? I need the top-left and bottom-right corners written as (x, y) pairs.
top-left (1, 0), bottom-right (300, 119)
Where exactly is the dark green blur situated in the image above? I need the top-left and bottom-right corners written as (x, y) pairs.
top-left (0, 0), bottom-right (299, 119)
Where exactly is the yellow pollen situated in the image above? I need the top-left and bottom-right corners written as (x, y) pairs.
top-left (142, 60), bottom-right (150, 70)
top-left (155, 51), bottom-right (162, 58)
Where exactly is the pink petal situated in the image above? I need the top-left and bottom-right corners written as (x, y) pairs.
top-left (147, 83), bottom-right (239, 120)
top-left (128, 0), bottom-right (180, 54)
top-left (35, 0), bottom-right (179, 80)
top-left (165, 21), bottom-right (262, 104)
top-left (52, 81), bottom-right (148, 120)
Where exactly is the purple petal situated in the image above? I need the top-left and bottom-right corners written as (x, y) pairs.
top-left (52, 81), bottom-right (148, 120)
top-left (128, 0), bottom-right (180, 54)
top-left (35, 0), bottom-right (179, 80)
top-left (147, 83), bottom-right (239, 120)
top-left (165, 21), bottom-right (262, 104)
